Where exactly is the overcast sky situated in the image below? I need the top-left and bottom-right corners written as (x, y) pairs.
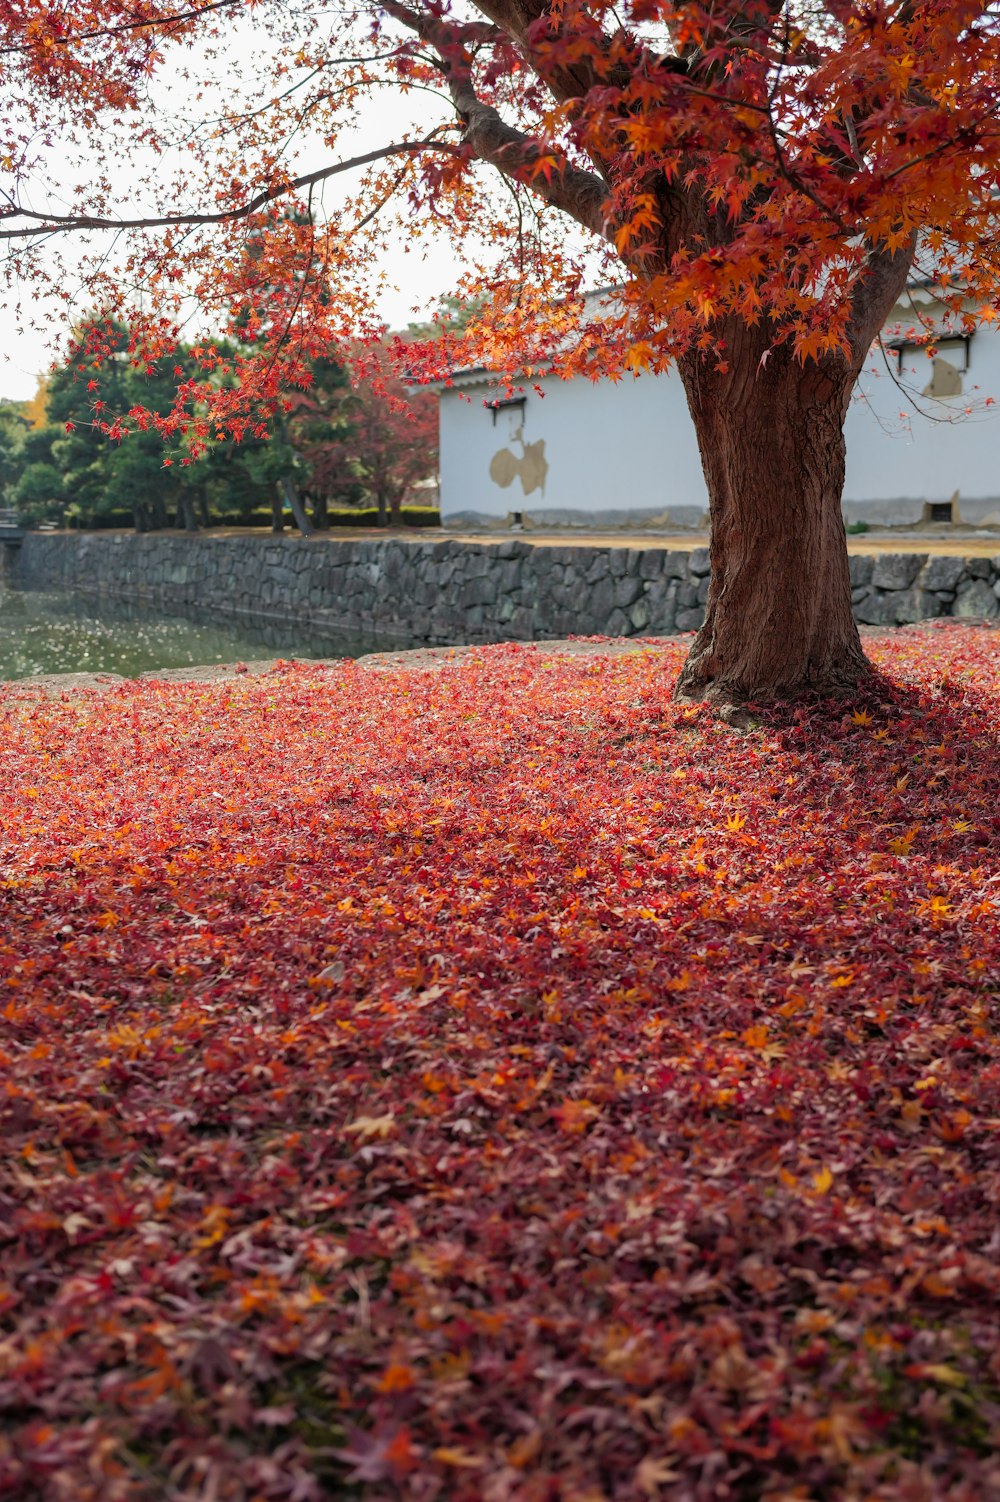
top-left (0, 233), bottom-right (459, 402)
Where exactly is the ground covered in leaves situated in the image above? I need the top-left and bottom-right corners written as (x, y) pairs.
top-left (1, 629), bottom-right (999, 1502)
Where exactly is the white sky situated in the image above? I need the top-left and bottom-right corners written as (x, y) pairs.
top-left (0, 10), bottom-right (481, 402)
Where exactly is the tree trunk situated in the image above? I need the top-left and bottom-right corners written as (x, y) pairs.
top-left (270, 489), bottom-right (285, 533)
top-left (674, 339), bottom-right (868, 706)
top-left (274, 414), bottom-right (314, 536)
top-left (179, 491), bottom-right (199, 532)
top-left (278, 472), bottom-right (314, 536)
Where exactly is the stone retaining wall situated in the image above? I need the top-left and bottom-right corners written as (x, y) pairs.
top-left (849, 552), bottom-right (1000, 624)
top-left (11, 532), bottom-right (1000, 644)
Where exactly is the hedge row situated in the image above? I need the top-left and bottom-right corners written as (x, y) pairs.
top-left (212, 506), bottom-right (443, 530)
top-left (49, 506), bottom-right (442, 532)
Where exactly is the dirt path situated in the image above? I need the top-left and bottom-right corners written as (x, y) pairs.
top-left (44, 524), bottom-right (1000, 556)
top-left (444, 530), bottom-right (1000, 556)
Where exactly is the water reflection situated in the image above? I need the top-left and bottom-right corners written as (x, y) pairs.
top-left (0, 587), bottom-right (418, 680)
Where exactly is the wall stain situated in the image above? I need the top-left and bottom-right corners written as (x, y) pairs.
top-left (489, 427), bottom-right (548, 497)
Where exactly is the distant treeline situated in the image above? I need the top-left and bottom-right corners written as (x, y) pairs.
top-left (0, 328), bottom-right (439, 533)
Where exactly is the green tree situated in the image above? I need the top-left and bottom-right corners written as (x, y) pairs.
top-left (12, 462), bottom-right (64, 521)
top-left (0, 400), bottom-right (29, 510)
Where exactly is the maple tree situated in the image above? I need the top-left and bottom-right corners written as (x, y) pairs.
top-left (1, 625), bottom-right (999, 1496)
top-left (301, 343), bottom-right (439, 527)
top-left (1, 0), bottom-right (999, 699)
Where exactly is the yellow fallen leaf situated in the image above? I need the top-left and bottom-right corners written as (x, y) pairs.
top-left (507, 1430), bottom-right (542, 1468)
top-left (344, 1112), bottom-right (395, 1140)
top-left (635, 1455), bottom-right (682, 1496)
top-left (812, 1165), bottom-right (834, 1195)
top-left (906, 1362), bottom-right (966, 1387)
top-left (433, 1447), bottom-right (486, 1468)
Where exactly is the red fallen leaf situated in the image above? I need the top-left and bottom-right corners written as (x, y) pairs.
top-left (334, 1425), bottom-right (419, 1482)
top-left (0, 631), bottom-right (998, 1499)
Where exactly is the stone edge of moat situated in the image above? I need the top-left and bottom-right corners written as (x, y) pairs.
top-left (0, 638), bottom-right (679, 694)
top-left (4, 621), bottom-right (998, 697)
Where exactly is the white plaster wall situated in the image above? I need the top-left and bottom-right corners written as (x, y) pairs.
top-left (845, 328), bottom-right (1000, 506)
top-left (439, 369), bottom-right (707, 518)
top-left (439, 324), bottom-right (1000, 519)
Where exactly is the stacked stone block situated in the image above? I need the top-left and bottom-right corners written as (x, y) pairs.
top-left (12, 533), bottom-right (1000, 647)
top-left (850, 552), bottom-right (1000, 626)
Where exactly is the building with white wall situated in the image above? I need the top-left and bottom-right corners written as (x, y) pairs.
top-left (438, 292), bottom-right (1000, 527)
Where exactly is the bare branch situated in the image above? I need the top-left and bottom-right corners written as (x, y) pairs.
top-left (0, 139), bottom-right (462, 241)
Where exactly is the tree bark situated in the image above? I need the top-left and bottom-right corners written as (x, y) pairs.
top-left (675, 335), bottom-right (868, 706)
top-left (178, 490), bottom-right (200, 532)
top-left (274, 415), bottom-right (314, 536)
top-left (278, 472), bottom-right (314, 536)
top-left (310, 492), bottom-right (329, 530)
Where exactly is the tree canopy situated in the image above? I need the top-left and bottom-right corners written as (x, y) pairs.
top-left (2, 0), bottom-right (997, 401)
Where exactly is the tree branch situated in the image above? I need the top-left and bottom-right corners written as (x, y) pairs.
top-left (0, 0), bottom-right (242, 56)
top-left (383, 0), bottom-right (610, 238)
top-left (846, 232), bottom-right (919, 363)
top-left (0, 139), bottom-right (462, 241)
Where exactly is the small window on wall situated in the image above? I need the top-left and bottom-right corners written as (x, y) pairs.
top-left (894, 336), bottom-right (970, 399)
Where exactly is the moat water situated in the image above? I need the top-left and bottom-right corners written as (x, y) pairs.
top-left (0, 587), bottom-right (411, 680)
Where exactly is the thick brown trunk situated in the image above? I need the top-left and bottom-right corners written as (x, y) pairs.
top-left (675, 337), bottom-right (869, 706)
